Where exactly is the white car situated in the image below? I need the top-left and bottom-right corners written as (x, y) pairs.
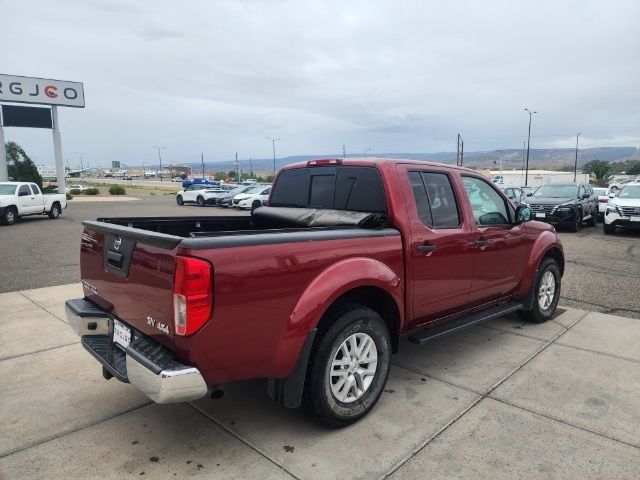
top-left (65, 184), bottom-right (88, 193)
top-left (604, 182), bottom-right (640, 234)
top-left (592, 187), bottom-right (610, 221)
top-left (0, 182), bottom-right (67, 226)
top-left (176, 184), bottom-right (238, 207)
top-left (233, 186), bottom-right (272, 210)
top-left (171, 176), bottom-right (183, 182)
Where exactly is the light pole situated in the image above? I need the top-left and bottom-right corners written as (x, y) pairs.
top-left (249, 157), bottom-right (254, 177)
top-left (495, 149), bottom-right (504, 178)
top-left (574, 133), bottom-right (581, 182)
top-left (524, 108), bottom-right (537, 187)
top-left (266, 137), bottom-right (280, 176)
top-left (364, 148), bottom-right (372, 159)
top-left (153, 146), bottom-right (166, 182)
top-left (75, 152), bottom-right (86, 179)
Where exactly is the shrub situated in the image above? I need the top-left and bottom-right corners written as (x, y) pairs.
top-left (109, 185), bottom-right (126, 195)
top-left (70, 189), bottom-right (82, 195)
top-left (42, 185), bottom-right (58, 193)
top-left (66, 193), bottom-right (73, 200)
top-left (85, 187), bottom-right (100, 195)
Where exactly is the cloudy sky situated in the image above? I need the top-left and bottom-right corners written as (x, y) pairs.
top-left (1, 0), bottom-right (639, 167)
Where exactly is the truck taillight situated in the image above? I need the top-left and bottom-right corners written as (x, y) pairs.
top-left (173, 256), bottom-right (212, 336)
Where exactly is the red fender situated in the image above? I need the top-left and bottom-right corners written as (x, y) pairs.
top-left (271, 256), bottom-right (403, 374)
top-left (517, 229), bottom-right (564, 298)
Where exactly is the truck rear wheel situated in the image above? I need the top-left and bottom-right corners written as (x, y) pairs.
top-left (197, 196), bottom-right (205, 207)
top-left (2, 207), bottom-right (17, 225)
top-left (518, 257), bottom-right (561, 323)
top-left (48, 203), bottom-right (61, 219)
top-left (303, 304), bottom-right (391, 428)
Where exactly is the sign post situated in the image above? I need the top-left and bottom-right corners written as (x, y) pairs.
top-left (0, 74), bottom-right (85, 190)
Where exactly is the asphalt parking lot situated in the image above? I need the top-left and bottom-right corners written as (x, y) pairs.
top-left (1, 193), bottom-right (638, 318)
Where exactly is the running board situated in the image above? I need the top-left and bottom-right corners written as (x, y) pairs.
top-left (408, 302), bottom-right (523, 346)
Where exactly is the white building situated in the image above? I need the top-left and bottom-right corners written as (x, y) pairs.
top-left (488, 169), bottom-right (591, 188)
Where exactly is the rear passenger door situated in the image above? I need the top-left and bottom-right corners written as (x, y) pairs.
top-left (398, 165), bottom-right (476, 327)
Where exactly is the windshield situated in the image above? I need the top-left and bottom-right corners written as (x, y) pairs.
top-left (247, 186), bottom-right (265, 194)
top-left (592, 188), bottom-right (608, 195)
top-left (0, 185), bottom-right (17, 195)
top-left (532, 185), bottom-right (578, 198)
top-left (618, 185), bottom-right (640, 199)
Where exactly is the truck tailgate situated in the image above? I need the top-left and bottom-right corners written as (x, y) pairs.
top-left (80, 221), bottom-right (180, 349)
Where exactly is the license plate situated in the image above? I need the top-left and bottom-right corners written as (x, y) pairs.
top-left (631, 216), bottom-right (640, 222)
top-left (113, 319), bottom-right (131, 350)
top-left (535, 212), bottom-right (546, 218)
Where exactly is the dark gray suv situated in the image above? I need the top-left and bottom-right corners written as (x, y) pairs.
top-left (527, 182), bottom-right (598, 232)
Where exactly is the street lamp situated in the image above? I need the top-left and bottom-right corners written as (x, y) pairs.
top-left (574, 133), bottom-right (581, 182)
top-left (524, 108), bottom-right (537, 187)
top-left (266, 137), bottom-right (280, 176)
top-left (75, 152), bottom-right (87, 179)
top-left (153, 146), bottom-right (166, 182)
top-left (364, 148), bottom-right (372, 159)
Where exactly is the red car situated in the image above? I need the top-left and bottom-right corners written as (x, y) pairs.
top-left (66, 158), bottom-right (564, 427)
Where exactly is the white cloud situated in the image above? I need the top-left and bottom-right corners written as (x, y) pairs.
top-left (1, 0), bottom-right (638, 166)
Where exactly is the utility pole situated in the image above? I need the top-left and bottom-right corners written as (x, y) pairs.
top-left (249, 157), bottom-right (254, 177)
top-left (460, 140), bottom-right (464, 166)
top-left (201, 153), bottom-right (205, 178)
top-left (521, 140), bottom-right (526, 186)
top-left (456, 133), bottom-right (462, 166)
top-left (574, 133), bottom-right (581, 182)
top-left (266, 137), bottom-right (280, 176)
top-left (342, 144), bottom-right (346, 159)
top-left (153, 146), bottom-right (166, 182)
top-left (496, 149), bottom-right (504, 177)
top-left (75, 152), bottom-right (86, 179)
top-left (235, 152), bottom-right (240, 181)
top-left (524, 108), bottom-right (537, 187)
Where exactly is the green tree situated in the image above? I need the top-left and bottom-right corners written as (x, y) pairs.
top-left (582, 159), bottom-right (611, 186)
top-left (627, 162), bottom-right (640, 175)
top-left (228, 170), bottom-right (237, 179)
top-left (5, 141), bottom-right (43, 188)
top-left (213, 171), bottom-right (227, 181)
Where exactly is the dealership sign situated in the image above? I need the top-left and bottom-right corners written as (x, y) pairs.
top-left (0, 74), bottom-right (85, 108)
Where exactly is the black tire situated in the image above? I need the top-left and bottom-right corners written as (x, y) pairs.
top-left (176, 195), bottom-right (184, 206)
top-left (2, 206), bottom-right (18, 226)
top-left (603, 222), bottom-right (615, 234)
top-left (251, 200), bottom-right (262, 213)
top-left (303, 304), bottom-right (391, 428)
top-left (197, 196), bottom-right (205, 207)
top-left (518, 257), bottom-right (561, 323)
top-left (48, 202), bottom-right (61, 219)
top-left (569, 210), bottom-right (582, 232)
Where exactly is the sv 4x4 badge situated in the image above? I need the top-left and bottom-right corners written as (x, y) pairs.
top-left (146, 316), bottom-right (170, 335)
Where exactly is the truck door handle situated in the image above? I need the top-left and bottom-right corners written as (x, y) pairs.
top-left (417, 244), bottom-right (437, 253)
top-left (475, 239), bottom-right (489, 248)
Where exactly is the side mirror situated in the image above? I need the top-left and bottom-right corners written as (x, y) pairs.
top-left (515, 205), bottom-right (532, 224)
top-left (526, 192), bottom-right (533, 197)
top-left (608, 192), bottom-right (616, 198)
top-left (582, 193), bottom-right (590, 199)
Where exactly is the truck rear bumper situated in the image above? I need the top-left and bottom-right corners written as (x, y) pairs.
top-left (65, 298), bottom-right (208, 404)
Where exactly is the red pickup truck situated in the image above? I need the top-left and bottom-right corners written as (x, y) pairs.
top-left (66, 159), bottom-right (564, 427)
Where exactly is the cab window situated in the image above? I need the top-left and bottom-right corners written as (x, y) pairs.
top-left (31, 184), bottom-right (41, 195)
top-left (462, 176), bottom-right (510, 226)
top-left (18, 185), bottom-right (31, 196)
top-left (408, 171), bottom-right (460, 228)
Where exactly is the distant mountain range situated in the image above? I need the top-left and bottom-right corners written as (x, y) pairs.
top-left (195, 147), bottom-right (639, 173)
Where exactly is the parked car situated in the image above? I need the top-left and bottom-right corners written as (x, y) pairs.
top-left (592, 187), bottom-right (610, 221)
top-left (608, 178), bottom-right (632, 192)
top-left (604, 182), bottom-right (640, 234)
top-left (171, 176), bottom-right (183, 182)
top-left (65, 184), bottom-right (88, 193)
top-left (232, 185), bottom-right (271, 208)
top-left (237, 186), bottom-right (272, 211)
top-left (492, 175), bottom-right (505, 185)
top-left (176, 184), bottom-right (211, 206)
top-left (0, 182), bottom-right (67, 225)
top-left (526, 182), bottom-right (598, 231)
top-left (499, 186), bottom-right (527, 204)
top-left (181, 178), bottom-right (219, 189)
top-left (217, 185), bottom-right (256, 207)
top-left (66, 158), bottom-right (563, 427)
top-left (201, 184), bottom-right (240, 206)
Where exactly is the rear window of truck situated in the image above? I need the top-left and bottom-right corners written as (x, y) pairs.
top-left (270, 166), bottom-right (387, 213)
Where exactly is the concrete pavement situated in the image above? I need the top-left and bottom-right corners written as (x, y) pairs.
top-left (0, 283), bottom-right (639, 479)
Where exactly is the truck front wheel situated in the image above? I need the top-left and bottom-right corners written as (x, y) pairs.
top-left (2, 207), bottom-right (17, 225)
top-left (518, 257), bottom-right (561, 323)
top-left (303, 304), bottom-right (391, 428)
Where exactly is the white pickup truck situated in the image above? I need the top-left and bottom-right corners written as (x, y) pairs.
top-left (0, 182), bottom-right (67, 226)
